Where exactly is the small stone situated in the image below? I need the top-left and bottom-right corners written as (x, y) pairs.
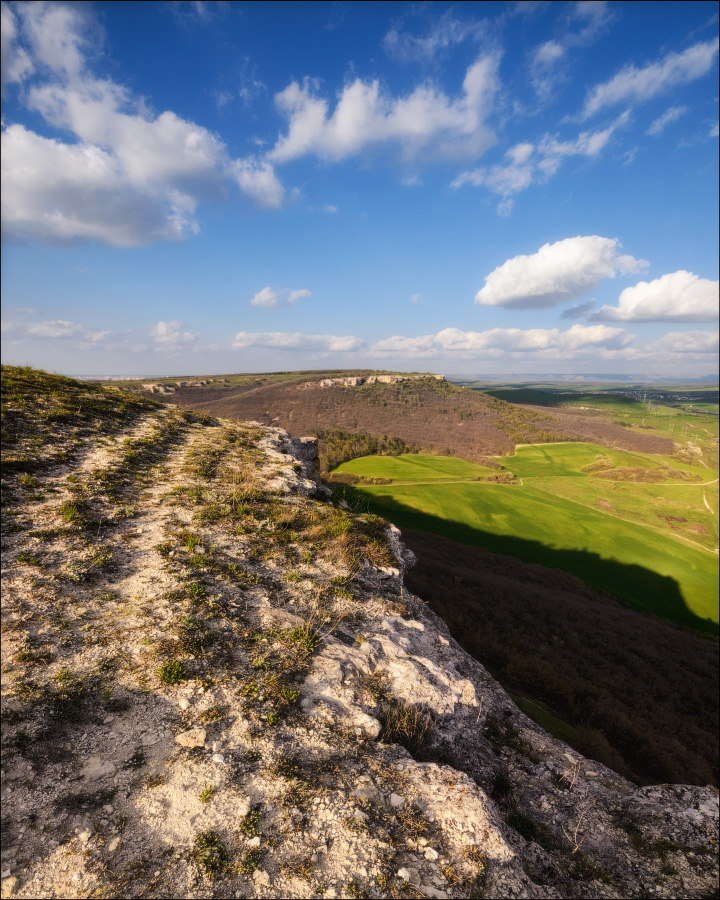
top-left (212, 740), bottom-right (223, 752)
top-left (178, 698), bottom-right (190, 711)
top-left (247, 836), bottom-right (261, 848)
top-left (212, 753), bottom-right (225, 764)
top-left (396, 867), bottom-right (421, 886)
top-left (421, 887), bottom-right (448, 899)
top-left (175, 727), bottom-right (206, 749)
top-left (253, 870), bottom-right (270, 887)
top-left (102, 805), bottom-right (113, 814)
top-left (107, 837), bottom-right (121, 853)
top-left (424, 848), bottom-right (439, 861)
top-left (352, 784), bottom-right (383, 806)
top-left (1, 876), bottom-right (19, 897)
top-left (81, 757), bottom-right (117, 782)
top-left (389, 793), bottom-right (405, 808)
top-left (78, 828), bottom-right (93, 844)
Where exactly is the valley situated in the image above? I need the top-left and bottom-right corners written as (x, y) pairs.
top-left (332, 443), bottom-right (718, 628)
top-left (103, 369), bottom-right (719, 787)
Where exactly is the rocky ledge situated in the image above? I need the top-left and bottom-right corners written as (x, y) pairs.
top-left (1, 388), bottom-right (717, 900)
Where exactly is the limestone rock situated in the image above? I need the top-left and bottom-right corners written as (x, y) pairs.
top-left (80, 757), bottom-right (117, 782)
top-left (175, 727), bottom-right (206, 748)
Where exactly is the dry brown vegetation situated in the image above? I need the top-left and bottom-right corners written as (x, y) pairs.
top-left (148, 375), bottom-right (674, 463)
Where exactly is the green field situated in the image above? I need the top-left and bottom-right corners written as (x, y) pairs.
top-left (335, 444), bottom-right (719, 632)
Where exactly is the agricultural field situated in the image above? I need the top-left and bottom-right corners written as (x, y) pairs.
top-left (463, 383), bottom-right (719, 468)
top-left (335, 443), bottom-right (719, 633)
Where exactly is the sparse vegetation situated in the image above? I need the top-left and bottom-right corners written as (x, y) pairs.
top-left (190, 830), bottom-right (230, 879)
top-left (157, 660), bottom-right (187, 685)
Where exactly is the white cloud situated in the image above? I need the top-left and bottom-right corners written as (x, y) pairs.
top-left (249, 287), bottom-right (280, 309)
top-left (592, 271), bottom-right (719, 322)
top-left (232, 157), bottom-right (284, 209)
top-left (409, 293), bottom-right (421, 304)
top-left (269, 55), bottom-right (499, 164)
top-left (1, 123), bottom-right (206, 246)
top-left (1, 1), bottom-right (284, 246)
top-left (581, 38), bottom-right (719, 119)
top-left (528, 2), bottom-right (614, 99)
top-left (451, 113), bottom-right (628, 210)
top-left (249, 287), bottom-right (311, 308)
top-left (1, 317), bottom-right (111, 346)
top-left (287, 289), bottom-right (311, 305)
top-left (233, 331), bottom-right (364, 352)
top-left (475, 236), bottom-right (646, 309)
top-left (322, 204), bottom-right (338, 214)
top-left (149, 320), bottom-right (200, 348)
top-left (647, 330), bottom-right (718, 355)
top-left (537, 110), bottom-right (630, 175)
top-left (1, 1), bottom-right (33, 85)
top-left (382, 10), bottom-right (486, 63)
top-left (370, 323), bottom-right (631, 359)
top-left (646, 105), bottom-right (689, 136)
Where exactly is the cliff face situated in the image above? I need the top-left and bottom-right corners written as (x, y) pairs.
top-left (1, 370), bottom-right (717, 900)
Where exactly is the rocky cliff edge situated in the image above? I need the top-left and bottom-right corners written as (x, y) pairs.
top-left (1, 394), bottom-right (717, 900)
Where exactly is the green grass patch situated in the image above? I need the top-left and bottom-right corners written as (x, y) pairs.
top-left (335, 453), bottom-right (497, 482)
top-left (338, 446), bottom-right (718, 631)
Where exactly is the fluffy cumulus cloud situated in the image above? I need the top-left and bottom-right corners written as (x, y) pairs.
top-left (451, 113), bottom-right (628, 212)
top-left (592, 271), bottom-right (719, 322)
top-left (647, 330), bottom-right (718, 355)
top-left (149, 320), bottom-right (200, 348)
top-left (249, 287), bottom-right (311, 308)
top-left (370, 323), bottom-right (631, 359)
top-left (1, 1), bottom-right (283, 247)
top-left (269, 55), bottom-right (499, 164)
top-left (233, 331), bottom-right (365, 352)
top-left (475, 236), bottom-right (646, 310)
top-left (581, 38), bottom-right (719, 119)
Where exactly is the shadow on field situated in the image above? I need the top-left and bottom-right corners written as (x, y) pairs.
top-left (345, 488), bottom-right (718, 636)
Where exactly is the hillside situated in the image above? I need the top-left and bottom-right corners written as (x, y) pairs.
top-left (125, 373), bottom-right (675, 464)
top-left (1, 367), bottom-right (718, 900)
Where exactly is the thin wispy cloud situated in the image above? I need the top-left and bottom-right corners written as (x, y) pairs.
top-left (382, 9), bottom-right (487, 63)
top-left (646, 105), bottom-right (689, 136)
top-left (580, 38), bottom-right (719, 119)
top-left (452, 113), bottom-right (629, 212)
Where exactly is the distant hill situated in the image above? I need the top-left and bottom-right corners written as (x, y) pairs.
top-left (138, 373), bottom-right (674, 463)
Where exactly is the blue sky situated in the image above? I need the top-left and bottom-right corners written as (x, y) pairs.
top-left (1, 0), bottom-right (718, 377)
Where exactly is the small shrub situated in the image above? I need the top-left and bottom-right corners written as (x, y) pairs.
top-left (379, 700), bottom-right (432, 754)
top-left (198, 784), bottom-right (215, 803)
top-left (190, 830), bottom-right (230, 880)
top-left (143, 773), bottom-right (166, 789)
top-left (157, 660), bottom-right (186, 685)
top-left (238, 807), bottom-right (261, 836)
top-left (238, 847), bottom-right (264, 876)
top-left (288, 624), bottom-right (319, 652)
